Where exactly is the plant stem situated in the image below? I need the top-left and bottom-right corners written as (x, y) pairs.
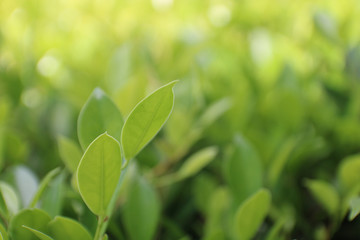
top-left (94, 215), bottom-right (105, 240)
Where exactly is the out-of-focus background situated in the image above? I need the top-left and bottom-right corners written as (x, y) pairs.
top-left (1, 0), bottom-right (360, 239)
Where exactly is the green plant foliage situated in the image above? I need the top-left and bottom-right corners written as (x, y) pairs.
top-left (338, 154), bottom-right (360, 194)
top-left (123, 172), bottom-right (160, 240)
top-left (57, 136), bottom-right (82, 173)
top-left (0, 181), bottom-right (19, 218)
top-left (234, 189), bottom-right (271, 240)
top-left (305, 179), bottom-right (340, 216)
top-left (48, 216), bottom-right (92, 240)
top-left (77, 133), bottom-right (122, 216)
top-left (29, 168), bottom-right (61, 208)
top-left (22, 226), bottom-right (53, 240)
top-left (121, 80), bottom-right (178, 161)
top-left (349, 197), bottom-right (360, 221)
top-left (78, 88), bottom-right (124, 150)
top-left (9, 209), bottom-right (51, 240)
top-left (224, 135), bottom-right (263, 204)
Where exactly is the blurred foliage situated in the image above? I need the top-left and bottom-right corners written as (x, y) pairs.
top-left (1, 0), bottom-right (360, 239)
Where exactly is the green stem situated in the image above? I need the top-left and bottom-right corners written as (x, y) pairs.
top-left (94, 215), bottom-right (105, 240)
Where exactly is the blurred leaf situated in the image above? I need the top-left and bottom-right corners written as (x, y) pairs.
top-left (195, 98), bottom-right (232, 129)
top-left (192, 173), bottom-right (218, 214)
top-left (22, 226), bottom-right (53, 240)
top-left (77, 133), bottom-right (122, 216)
top-left (349, 197), bottom-right (360, 221)
top-left (121, 80), bottom-right (178, 161)
top-left (8, 209), bottom-right (51, 240)
top-left (78, 88), bottom-right (124, 150)
top-left (40, 172), bottom-right (65, 218)
top-left (29, 168), bottom-right (61, 208)
top-left (48, 216), bottom-right (92, 240)
top-left (176, 146), bottom-right (217, 180)
top-left (338, 154), bottom-right (360, 194)
top-left (13, 166), bottom-right (39, 207)
top-left (0, 181), bottom-right (20, 217)
top-left (268, 137), bottom-right (297, 187)
top-left (204, 187), bottom-right (230, 239)
top-left (313, 11), bottom-right (338, 42)
top-left (224, 135), bottom-right (263, 204)
top-left (234, 189), bottom-right (271, 240)
top-left (57, 136), bottom-right (82, 173)
top-left (305, 179), bottom-right (340, 216)
top-left (0, 223), bottom-right (7, 240)
top-left (123, 173), bottom-right (160, 240)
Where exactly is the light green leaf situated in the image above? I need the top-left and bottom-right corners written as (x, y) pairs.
top-left (0, 181), bottom-right (20, 217)
top-left (77, 133), bottom-right (122, 215)
top-left (305, 179), bottom-right (339, 216)
top-left (78, 88), bottom-right (124, 150)
top-left (224, 135), bottom-right (263, 204)
top-left (338, 154), bottom-right (360, 194)
top-left (234, 189), bottom-right (271, 240)
top-left (176, 146), bottom-right (217, 180)
top-left (9, 209), bottom-right (51, 240)
top-left (13, 166), bottom-right (39, 207)
top-left (22, 226), bottom-right (53, 240)
top-left (48, 216), bottom-right (92, 240)
top-left (40, 172), bottom-right (65, 218)
top-left (123, 174), bottom-right (160, 240)
top-left (121, 80), bottom-right (178, 161)
top-left (0, 223), bottom-right (7, 240)
top-left (349, 197), bottom-right (360, 221)
top-left (57, 136), bottom-right (82, 173)
top-left (29, 168), bottom-right (61, 208)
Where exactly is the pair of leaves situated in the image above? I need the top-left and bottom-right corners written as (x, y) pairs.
top-left (76, 81), bottom-right (177, 216)
top-left (9, 208), bottom-right (92, 240)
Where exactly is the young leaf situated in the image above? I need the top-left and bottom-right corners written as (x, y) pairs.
top-left (234, 189), bottom-right (271, 240)
top-left (176, 146), bottom-right (217, 180)
top-left (9, 209), bottom-right (51, 240)
top-left (338, 154), bottom-right (360, 194)
top-left (0, 181), bottom-right (20, 217)
top-left (121, 80), bottom-right (178, 161)
top-left (123, 174), bottom-right (160, 240)
top-left (29, 168), bottom-right (61, 208)
top-left (40, 172), bottom-right (65, 218)
top-left (22, 226), bottom-right (54, 240)
top-left (48, 216), bottom-right (92, 240)
top-left (78, 88), bottom-right (124, 150)
top-left (305, 179), bottom-right (339, 216)
top-left (57, 136), bottom-right (82, 173)
top-left (77, 133), bottom-right (122, 216)
top-left (0, 223), bottom-right (7, 240)
top-left (224, 135), bottom-right (263, 204)
top-left (13, 166), bottom-right (39, 207)
top-left (349, 197), bottom-right (360, 221)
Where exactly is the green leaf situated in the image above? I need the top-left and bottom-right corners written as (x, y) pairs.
top-left (77, 133), bottom-right (122, 216)
top-left (9, 209), bottom-right (51, 240)
top-left (48, 216), bottom-right (92, 240)
top-left (57, 136), bottom-right (82, 173)
top-left (338, 154), bottom-right (360, 194)
top-left (234, 189), bottom-right (271, 240)
top-left (121, 80), bottom-right (178, 161)
top-left (0, 181), bottom-right (20, 217)
top-left (176, 146), bottom-right (217, 180)
top-left (224, 135), bottom-right (263, 204)
top-left (29, 168), bottom-right (61, 208)
top-left (305, 179), bottom-right (339, 216)
top-left (22, 226), bottom-right (53, 240)
top-left (123, 173), bottom-right (160, 240)
top-left (0, 223), bottom-right (7, 240)
top-left (78, 88), bottom-right (124, 150)
top-left (13, 166), bottom-right (39, 207)
top-left (349, 197), bottom-right (360, 221)
top-left (40, 172), bottom-right (65, 218)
